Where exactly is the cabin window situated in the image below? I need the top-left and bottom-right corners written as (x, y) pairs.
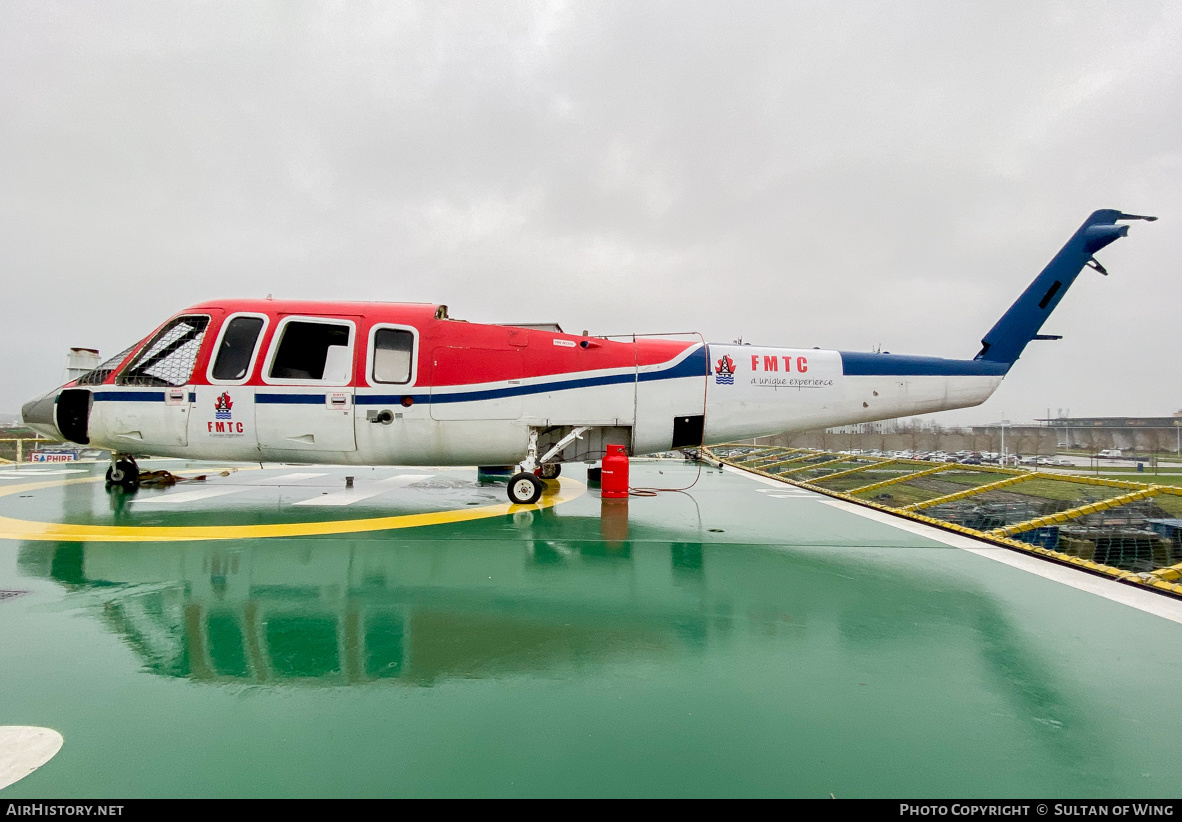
top-left (211, 316), bottom-right (266, 381)
top-left (116, 315), bottom-right (209, 387)
top-left (372, 328), bottom-right (414, 384)
top-left (268, 320), bottom-right (353, 382)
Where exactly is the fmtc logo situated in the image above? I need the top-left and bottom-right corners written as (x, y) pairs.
top-left (751, 355), bottom-right (808, 372)
top-left (208, 392), bottom-right (244, 436)
top-left (714, 355), bottom-right (735, 385)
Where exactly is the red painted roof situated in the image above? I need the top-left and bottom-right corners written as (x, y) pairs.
top-left (185, 299), bottom-right (442, 325)
top-left (82, 300), bottom-right (701, 388)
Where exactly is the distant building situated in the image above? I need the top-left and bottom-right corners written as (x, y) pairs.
top-left (826, 420), bottom-right (900, 435)
top-left (772, 415), bottom-right (1180, 455)
top-left (1034, 417), bottom-right (1182, 453)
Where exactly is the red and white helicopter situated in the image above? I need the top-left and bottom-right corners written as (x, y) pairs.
top-left (22, 209), bottom-right (1153, 504)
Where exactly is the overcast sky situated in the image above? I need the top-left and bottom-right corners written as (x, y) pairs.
top-left (2, 0), bottom-right (1179, 424)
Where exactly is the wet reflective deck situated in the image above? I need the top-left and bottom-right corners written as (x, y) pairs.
top-left (2, 460), bottom-right (1181, 798)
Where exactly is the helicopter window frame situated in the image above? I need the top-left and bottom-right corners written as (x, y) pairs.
top-left (366, 324), bottom-right (419, 387)
top-left (261, 315), bottom-right (357, 387)
top-left (206, 312), bottom-right (270, 386)
top-left (75, 343), bottom-right (140, 386)
top-left (114, 314), bottom-right (211, 388)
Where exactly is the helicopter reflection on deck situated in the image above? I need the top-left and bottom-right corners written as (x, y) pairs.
top-left (20, 502), bottom-right (714, 687)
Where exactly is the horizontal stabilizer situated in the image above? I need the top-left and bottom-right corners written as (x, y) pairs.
top-left (975, 210), bottom-right (1154, 366)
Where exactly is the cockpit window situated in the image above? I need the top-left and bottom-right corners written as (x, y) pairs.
top-left (269, 320), bottom-right (352, 381)
top-left (372, 328), bottom-right (414, 384)
top-left (211, 316), bottom-right (265, 381)
top-left (116, 316), bottom-right (209, 387)
top-left (75, 344), bottom-right (137, 386)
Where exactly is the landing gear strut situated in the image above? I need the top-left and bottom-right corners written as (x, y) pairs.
top-left (506, 426), bottom-right (582, 504)
top-left (105, 456), bottom-right (140, 491)
top-left (507, 430), bottom-right (544, 505)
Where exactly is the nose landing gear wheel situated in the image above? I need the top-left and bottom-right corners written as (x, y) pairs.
top-left (539, 463), bottom-right (561, 480)
top-left (105, 458), bottom-right (140, 491)
top-left (508, 472), bottom-right (543, 505)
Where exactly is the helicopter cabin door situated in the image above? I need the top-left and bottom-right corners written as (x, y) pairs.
top-left (256, 315), bottom-right (358, 454)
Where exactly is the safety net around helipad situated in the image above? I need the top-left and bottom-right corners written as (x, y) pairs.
top-left (708, 444), bottom-right (1182, 597)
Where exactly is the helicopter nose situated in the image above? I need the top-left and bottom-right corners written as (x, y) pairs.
top-left (21, 388), bottom-right (62, 440)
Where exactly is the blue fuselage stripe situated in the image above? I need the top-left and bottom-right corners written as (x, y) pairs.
top-left (360, 346), bottom-right (707, 405)
top-left (359, 372), bottom-right (638, 406)
top-left (93, 391), bottom-right (166, 402)
top-left (88, 347), bottom-right (711, 407)
top-left (256, 394), bottom-right (327, 404)
top-left (839, 352), bottom-right (1009, 377)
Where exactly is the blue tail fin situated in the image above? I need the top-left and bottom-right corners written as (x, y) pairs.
top-left (975, 209), bottom-right (1155, 367)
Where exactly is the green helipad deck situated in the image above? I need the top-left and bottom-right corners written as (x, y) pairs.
top-left (1, 460), bottom-right (1180, 797)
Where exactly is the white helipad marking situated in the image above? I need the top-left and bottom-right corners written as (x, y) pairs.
top-left (0, 469), bottom-right (89, 478)
top-left (748, 479), bottom-right (817, 498)
top-left (133, 487), bottom-right (250, 505)
top-left (381, 473), bottom-right (437, 487)
top-left (742, 473), bottom-right (810, 490)
top-left (726, 463), bottom-right (1182, 623)
top-left (293, 473), bottom-right (434, 506)
top-left (0, 726), bottom-right (63, 790)
top-left (256, 472), bottom-right (329, 484)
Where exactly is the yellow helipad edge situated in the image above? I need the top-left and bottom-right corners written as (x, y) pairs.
top-left (0, 474), bottom-right (584, 542)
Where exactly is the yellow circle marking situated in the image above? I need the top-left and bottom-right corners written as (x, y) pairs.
top-left (0, 472), bottom-right (584, 542)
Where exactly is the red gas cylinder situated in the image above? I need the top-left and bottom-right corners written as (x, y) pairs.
top-left (601, 444), bottom-right (630, 499)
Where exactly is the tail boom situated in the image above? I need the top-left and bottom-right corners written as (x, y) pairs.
top-left (702, 345), bottom-right (1004, 444)
top-left (975, 209), bottom-right (1154, 366)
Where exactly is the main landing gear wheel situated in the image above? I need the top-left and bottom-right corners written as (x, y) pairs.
top-left (539, 463), bottom-right (561, 480)
top-left (508, 472), bottom-right (544, 505)
top-left (105, 458), bottom-right (140, 491)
